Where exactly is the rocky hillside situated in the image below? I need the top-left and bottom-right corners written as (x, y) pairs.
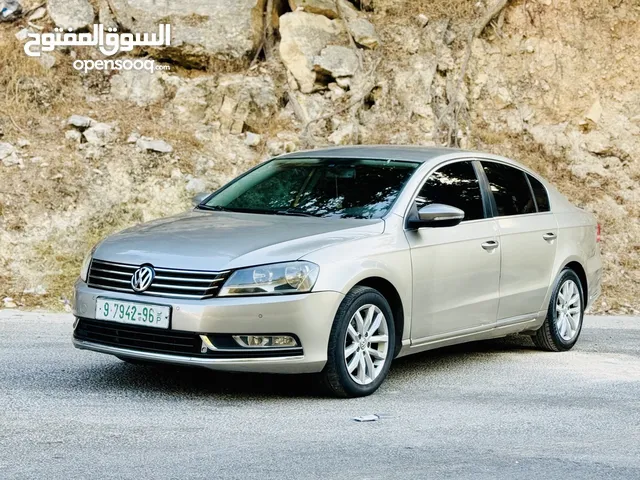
top-left (0, 0), bottom-right (638, 313)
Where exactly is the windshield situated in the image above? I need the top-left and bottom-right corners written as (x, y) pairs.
top-left (201, 158), bottom-right (419, 219)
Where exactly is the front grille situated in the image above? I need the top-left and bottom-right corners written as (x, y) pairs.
top-left (75, 318), bottom-right (200, 355)
top-left (74, 319), bottom-right (304, 358)
top-left (88, 259), bottom-right (230, 299)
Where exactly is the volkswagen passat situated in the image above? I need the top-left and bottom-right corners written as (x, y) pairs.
top-left (73, 146), bottom-right (602, 397)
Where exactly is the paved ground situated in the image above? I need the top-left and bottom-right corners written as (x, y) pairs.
top-left (1, 311), bottom-right (639, 479)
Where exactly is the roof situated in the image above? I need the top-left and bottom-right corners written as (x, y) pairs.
top-left (277, 145), bottom-right (474, 163)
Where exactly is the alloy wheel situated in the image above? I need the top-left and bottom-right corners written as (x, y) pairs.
top-left (343, 304), bottom-right (389, 385)
top-left (555, 279), bottom-right (582, 341)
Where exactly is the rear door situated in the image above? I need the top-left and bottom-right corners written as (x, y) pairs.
top-left (480, 161), bottom-right (558, 321)
top-left (406, 160), bottom-right (501, 341)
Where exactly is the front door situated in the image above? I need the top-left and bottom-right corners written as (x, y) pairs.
top-left (406, 160), bottom-right (501, 342)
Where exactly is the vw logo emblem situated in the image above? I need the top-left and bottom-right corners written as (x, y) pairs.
top-left (131, 265), bottom-right (155, 292)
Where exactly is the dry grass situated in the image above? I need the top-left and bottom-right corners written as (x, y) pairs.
top-left (0, 33), bottom-right (81, 132)
top-left (371, 0), bottom-right (478, 21)
top-left (26, 203), bottom-right (147, 310)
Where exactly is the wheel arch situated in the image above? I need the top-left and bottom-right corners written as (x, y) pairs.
top-left (541, 256), bottom-right (589, 315)
top-left (564, 260), bottom-right (588, 302)
top-left (353, 276), bottom-right (405, 358)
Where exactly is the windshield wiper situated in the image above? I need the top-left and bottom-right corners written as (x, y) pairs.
top-left (197, 205), bottom-right (318, 217)
top-left (273, 209), bottom-right (317, 217)
top-left (196, 204), bottom-right (234, 212)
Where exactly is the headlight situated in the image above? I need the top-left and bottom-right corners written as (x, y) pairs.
top-left (79, 245), bottom-right (97, 282)
top-left (219, 261), bottom-right (319, 296)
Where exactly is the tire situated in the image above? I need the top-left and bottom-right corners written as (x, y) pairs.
top-left (532, 268), bottom-right (585, 352)
top-left (321, 286), bottom-right (395, 398)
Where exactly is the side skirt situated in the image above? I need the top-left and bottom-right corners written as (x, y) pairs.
top-left (396, 313), bottom-right (545, 358)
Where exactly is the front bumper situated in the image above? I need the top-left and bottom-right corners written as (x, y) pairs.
top-left (72, 280), bottom-right (344, 373)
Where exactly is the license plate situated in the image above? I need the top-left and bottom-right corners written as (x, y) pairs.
top-left (95, 298), bottom-right (170, 329)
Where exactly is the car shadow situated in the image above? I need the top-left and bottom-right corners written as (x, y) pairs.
top-left (72, 359), bottom-right (324, 399)
top-left (389, 333), bottom-right (539, 375)
top-left (71, 334), bottom-right (539, 399)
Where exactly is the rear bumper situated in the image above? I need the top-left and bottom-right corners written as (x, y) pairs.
top-left (72, 280), bottom-right (344, 373)
top-left (586, 251), bottom-right (603, 309)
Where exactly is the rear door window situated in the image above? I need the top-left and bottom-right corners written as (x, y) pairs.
top-left (527, 174), bottom-right (550, 212)
top-left (415, 161), bottom-right (485, 221)
top-left (481, 162), bottom-right (536, 216)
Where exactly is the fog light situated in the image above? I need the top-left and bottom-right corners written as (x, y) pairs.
top-left (233, 335), bottom-right (298, 348)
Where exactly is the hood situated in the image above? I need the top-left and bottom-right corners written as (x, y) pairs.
top-left (94, 210), bottom-right (384, 271)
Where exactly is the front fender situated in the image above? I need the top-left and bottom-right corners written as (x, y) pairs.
top-left (303, 217), bottom-right (412, 342)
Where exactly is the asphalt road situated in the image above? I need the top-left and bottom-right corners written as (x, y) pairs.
top-left (1, 311), bottom-right (639, 480)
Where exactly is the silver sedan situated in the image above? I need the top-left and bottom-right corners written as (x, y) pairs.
top-left (72, 146), bottom-right (603, 397)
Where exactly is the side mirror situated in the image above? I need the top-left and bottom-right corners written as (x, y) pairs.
top-left (191, 192), bottom-right (209, 207)
top-left (408, 203), bottom-right (465, 229)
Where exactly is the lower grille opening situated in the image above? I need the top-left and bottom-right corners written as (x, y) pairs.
top-left (74, 318), bottom-right (304, 358)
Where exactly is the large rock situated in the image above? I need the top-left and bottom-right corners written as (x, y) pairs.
top-left (279, 11), bottom-right (346, 93)
top-left (108, 0), bottom-right (265, 64)
top-left (47, 0), bottom-right (94, 31)
top-left (214, 75), bottom-right (279, 133)
top-left (171, 74), bottom-right (279, 133)
top-left (0, 142), bottom-right (20, 167)
top-left (97, 0), bottom-right (118, 30)
top-left (136, 137), bottom-right (173, 153)
top-left (337, 0), bottom-right (380, 49)
top-left (68, 114), bottom-right (95, 129)
top-left (288, 0), bottom-right (338, 19)
top-left (393, 56), bottom-right (437, 121)
top-left (328, 122), bottom-right (355, 145)
top-left (83, 123), bottom-right (117, 146)
top-left (313, 45), bottom-right (358, 77)
top-left (348, 17), bottom-right (380, 49)
top-left (171, 78), bottom-right (212, 124)
top-left (110, 68), bottom-right (166, 106)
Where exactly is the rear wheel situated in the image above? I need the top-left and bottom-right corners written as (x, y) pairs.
top-left (532, 268), bottom-right (584, 352)
top-left (322, 286), bottom-right (395, 397)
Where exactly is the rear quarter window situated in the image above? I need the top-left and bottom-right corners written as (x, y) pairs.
top-left (527, 174), bottom-right (551, 212)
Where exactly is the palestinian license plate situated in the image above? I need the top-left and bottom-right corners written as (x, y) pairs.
top-left (95, 298), bottom-right (170, 329)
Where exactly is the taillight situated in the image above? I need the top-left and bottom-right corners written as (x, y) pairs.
top-left (596, 223), bottom-right (601, 243)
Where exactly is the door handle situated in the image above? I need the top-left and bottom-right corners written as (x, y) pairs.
top-left (542, 232), bottom-right (557, 241)
top-left (481, 240), bottom-right (499, 251)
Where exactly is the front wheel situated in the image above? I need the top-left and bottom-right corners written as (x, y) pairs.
top-left (532, 268), bottom-right (585, 352)
top-left (321, 286), bottom-right (395, 398)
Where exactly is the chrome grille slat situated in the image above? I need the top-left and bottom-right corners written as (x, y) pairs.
top-left (88, 259), bottom-right (229, 300)
top-left (153, 275), bottom-right (224, 283)
top-left (89, 275), bottom-right (130, 284)
top-left (134, 290), bottom-right (215, 299)
top-left (91, 261), bottom-right (137, 270)
top-left (91, 268), bottom-right (133, 276)
top-left (87, 284), bottom-right (133, 294)
top-left (153, 266), bottom-right (230, 274)
top-left (151, 283), bottom-right (214, 291)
